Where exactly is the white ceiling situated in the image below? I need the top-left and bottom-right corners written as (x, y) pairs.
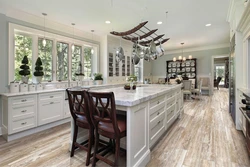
top-left (0, 0), bottom-right (230, 51)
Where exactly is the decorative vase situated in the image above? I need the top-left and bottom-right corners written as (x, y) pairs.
top-left (21, 76), bottom-right (29, 84)
top-left (94, 80), bottom-right (103, 85)
top-left (35, 76), bottom-right (43, 83)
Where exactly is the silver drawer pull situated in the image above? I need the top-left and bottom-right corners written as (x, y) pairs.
top-left (157, 112), bottom-right (160, 115)
top-left (50, 102), bottom-right (54, 104)
top-left (21, 110), bottom-right (27, 113)
top-left (50, 96), bottom-right (54, 98)
top-left (171, 110), bottom-right (174, 113)
top-left (21, 122), bottom-right (27, 125)
top-left (157, 121), bottom-right (161, 124)
top-left (21, 99), bottom-right (27, 102)
top-left (157, 101), bottom-right (160, 104)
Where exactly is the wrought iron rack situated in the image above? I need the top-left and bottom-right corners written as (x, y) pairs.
top-left (110, 21), bottom-right (170, 46)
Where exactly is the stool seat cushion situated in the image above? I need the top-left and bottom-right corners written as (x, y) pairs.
top-left (98, 115), bottom-right (126, 137)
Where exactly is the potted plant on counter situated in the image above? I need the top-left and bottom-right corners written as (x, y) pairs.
top-left (33, 57), bottom-right (44, 83)
top-left (19, 55), bottom-right (30, 83)
top-left (94, 73), bottom-right (103, 85)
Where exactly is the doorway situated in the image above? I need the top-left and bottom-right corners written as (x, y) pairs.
top-left (213, 57), bottom-right (229, 89)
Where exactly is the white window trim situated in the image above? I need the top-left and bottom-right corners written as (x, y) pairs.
top-left (8, 23), bottom-right (99, 83)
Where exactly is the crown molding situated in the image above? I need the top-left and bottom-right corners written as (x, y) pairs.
top-left (237, 0), bottom-right (250, 33)
top-left (165, 43), bottom-right (230, 55)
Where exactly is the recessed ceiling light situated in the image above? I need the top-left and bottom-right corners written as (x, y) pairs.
top-left (105, 20), bottom-right (111, 24)
top-left (206, 23), bottom-right (211, 27)
top-left (157, 21), bottom-right (163, 25)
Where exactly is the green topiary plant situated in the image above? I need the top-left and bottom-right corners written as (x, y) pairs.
top-left (19, 55), bottom-right (30, 76)
top-left (93, 73), bottom-right (103, 80)
top-left (33, 57), bottom-right (44, 77)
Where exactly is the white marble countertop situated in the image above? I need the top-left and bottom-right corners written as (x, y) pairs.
top-left (0, 89), bottom-right (66, 97)
top-left (89, 84), bottom-right (182, 107)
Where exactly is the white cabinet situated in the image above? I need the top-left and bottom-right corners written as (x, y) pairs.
top-left (238, 89), bottom-right (246, 136)
top-left (38, 92), bottom-right (64, 125)
top-left (2, 94), bottom-right (37, 134)
top-left (149, 95), bottom-right (166, 148)
top-left (1, 90), bottom-right (69, 141)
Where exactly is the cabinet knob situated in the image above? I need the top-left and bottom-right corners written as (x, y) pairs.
top-left (21, 110), bottom-right (27, 113)
top-left (21, 122), bottom-right (27, 125)
top-left (157, 112), bottom-right (160, 115)
top-left (50, 102), bottom-right (54, 104)
top-left (157, 101), bottom-right (160, 104)
top-left (50, 96), bottom-right (54, 98)
top-left (21, 99), bottom-right (27, 102)
top-left (157, 121), bottom-right (161, 124)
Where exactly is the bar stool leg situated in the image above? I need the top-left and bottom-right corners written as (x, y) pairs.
top-left (114, 138), bottom-right (120, 166)
top-left (86, 128), bottom-right (94, 166)
top-left (92, 129), bottom-right (99, 167)
top-left (71, 124), bottom-right (78, 157)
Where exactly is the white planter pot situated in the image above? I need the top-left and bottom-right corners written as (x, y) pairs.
top-left (94, 80), bottom-right (103, 85)
top-left (10, 82), bottom-right (19, 93)
top-left (21, 76), bottom-right (29, 84)
top-left (35, 76), bottom-right (43, 83)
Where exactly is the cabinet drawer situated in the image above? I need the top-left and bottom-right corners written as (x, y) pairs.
top-left (166, 104), bottom-right (175, 121)
top-left (39, 92), bottom-right (63, 101)
top-left (12, 105), bottom-right (35, 121)
top-left (11, 117), bottom-right (36, 134)
top-left (150, 112), bottom-right (165, 147)
top-left (166, 96), bottom-right (176, 108)
top-left (11, 95), bottom-right (36, 105)
top-left (166, 91), bottom-right (175, 99)
top-left (150, 110), bottom-right (165, 129)
top-left (149, 101), bottom-right (165, 121)
top-left (166, 114), bottom-right (176, 130)
top-left (38, 99), bottom-right (63, 125)
top-left (149, 95), bottom-right (165, 109)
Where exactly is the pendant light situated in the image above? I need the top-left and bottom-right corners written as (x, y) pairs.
top-left (91, 30), bottom-right (94, 54)
top-left (71, 23), bottom-right (75, 51)
top-left (42, 13), bottom-right (47, 47)
top-left (173, 42), bottom-right (186, 62)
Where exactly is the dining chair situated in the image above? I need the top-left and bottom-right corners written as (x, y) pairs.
top-left (183, 80), bottom-right (192, 100)
top-left (191, 79), bottom-right (203, 100)
top-left (200, 77), bottom-right (211, 95)
top-left (88, 91), bottom-right (126, 167)
top-left (66, 88), bottom-right (93, 166)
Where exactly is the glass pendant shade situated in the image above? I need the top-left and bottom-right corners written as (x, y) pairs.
top-left (183, 57), bottom-right (186, 61)
top-left (189, 55), bottom-right (192, 59)
top-left (42, 38), bottom-right (46, 47)
top-left (173, 57), bottom-right (176, 62)
top-left (178, 56), bottom-right (182, 60)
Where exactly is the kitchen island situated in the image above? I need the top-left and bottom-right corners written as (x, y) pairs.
top-left (75, 84), bottom-right (183, 167)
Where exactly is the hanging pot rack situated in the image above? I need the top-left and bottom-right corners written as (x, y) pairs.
top-left (110, 21), bottom-right (170, 46)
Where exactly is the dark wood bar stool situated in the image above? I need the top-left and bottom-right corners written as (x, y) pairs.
top-left (66, 88), bottom-right (93, 166)
top-left (88, 91), bottom-right (126, 167)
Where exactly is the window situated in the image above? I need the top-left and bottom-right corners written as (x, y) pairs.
top-left (56, 42), bottom-right (68, 81)
top-left (9, 23), bottom-right (98, 83)
top-left (14, 34), bottom-right (32, 81)
top-left (215, 65), bottom-right (225, 85)
top-left (71, 45), bottom-right (82, 81)
top-left (38, 38), bottom-right (53, 81)
top-left (84, 47), bottom-right (92, 78)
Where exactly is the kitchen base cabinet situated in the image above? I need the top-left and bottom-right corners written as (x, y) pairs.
top-left (38, 92), bottom-right (64, 126)
top-left (246, 120), bottom-right (250, 156)
top-left (1, 90), bottom-right (70, 142)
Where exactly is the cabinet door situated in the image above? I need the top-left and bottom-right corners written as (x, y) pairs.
top-left (108, 53), bottom-right (114, 77)
top-left (38, 99), bottom-right (63, 125)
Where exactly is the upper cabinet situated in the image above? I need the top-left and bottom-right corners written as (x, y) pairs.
top-left (107, 36), bottom-right (133, 83)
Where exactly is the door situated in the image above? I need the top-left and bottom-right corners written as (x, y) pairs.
top-left (229, 35), bottom-right (236, 123)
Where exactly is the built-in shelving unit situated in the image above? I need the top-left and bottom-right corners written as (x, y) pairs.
top-left (108, 53), bottom-right (113, 77)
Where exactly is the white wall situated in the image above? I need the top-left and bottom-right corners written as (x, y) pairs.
top-left (151, 47), bottom-right (230, 83)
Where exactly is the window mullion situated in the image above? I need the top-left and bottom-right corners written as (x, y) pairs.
top-left (32, 35), bottom-right (38, 83)
top-left (52, 39), bottom-right (57, 82)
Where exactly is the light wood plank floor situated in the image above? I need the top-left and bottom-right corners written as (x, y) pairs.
top-left (0, 88), bottom-right (249, 167)
top-left (147, 88), bottom-right (250, 167)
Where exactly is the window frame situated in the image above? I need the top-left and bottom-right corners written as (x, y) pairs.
top-left (8, 23), bottom-right (98, 83)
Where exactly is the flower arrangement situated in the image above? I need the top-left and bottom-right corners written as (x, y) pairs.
top-left (126, 75), bottom-right (137, 82)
